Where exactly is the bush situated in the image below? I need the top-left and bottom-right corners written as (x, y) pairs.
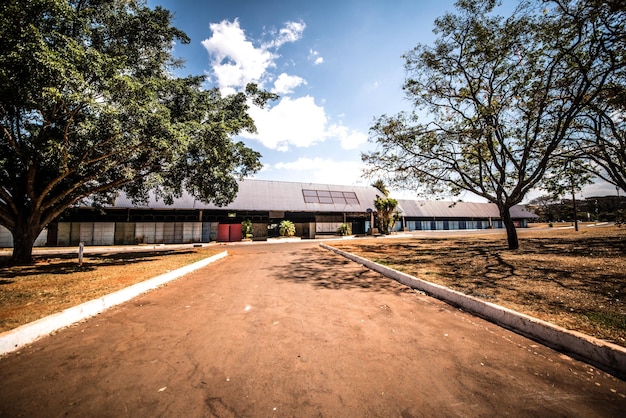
top-left (337, 223), bottom-right (352, 236)
top-left (242, 220), bottom-right (253, 238)
top-left (279, 220), bottom-right (296, 237)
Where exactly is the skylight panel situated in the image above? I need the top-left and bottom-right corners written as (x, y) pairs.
top-left (301, 189), bottom-right (360, 205)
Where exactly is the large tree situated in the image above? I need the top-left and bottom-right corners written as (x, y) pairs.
top-left (579, 84), bottom-right (626, 193)
top-left (0, 0), bottom-right (275, 264)
top-left (363, 0), bottom-right (625, 249)
top-left (574, 0), bottom-right (626, 194)
top-left (541, 154), bottom-right (593, 231)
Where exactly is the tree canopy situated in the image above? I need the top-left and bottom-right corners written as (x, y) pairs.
top-left (374, 195), bottom-right (399, 234)
top-left (0, 0), bottom-right (276, 263)
top-left (363, 0), bottom-right (625, 249)
top-left (541, 152), bottom-right (594, 231)
top-left (579, 84), bottom-right (626, 193)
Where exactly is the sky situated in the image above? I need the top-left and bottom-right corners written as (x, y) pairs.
top-left (146, 0), bottom-right (619, 203)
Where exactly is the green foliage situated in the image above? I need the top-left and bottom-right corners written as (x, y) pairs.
top-left (370, 180), bottom-right (389, 197)
top-left (585, 311), bottom-right (626, 332)
top-left (374, 196), bottom-right (398, 234)
top-left (541, 154), bottom-right (594, 230)
top-left (528, 194), bottom-right (561, 222)
top-left (542, 157), bottom-right (594, 201)
top-left (363, 0), bottom-right (626, 249)
top-left (337, 223), bottom-right (352, 236)
top-left (242, 220), bottom-right (253, 238)
top-left (0, 0), bottom-right (277, 263)
top-left (279, 220), bottom-right (296, 237)
top-left (581, 84), bottom-right (626, 193)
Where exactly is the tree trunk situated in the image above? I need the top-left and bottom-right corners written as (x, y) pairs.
top-left (10, 222), bottom-right (42, 265)
top-left (500, 207), bottom-right (519, 250)
top-left (572, 188), bottom-right (579, 232)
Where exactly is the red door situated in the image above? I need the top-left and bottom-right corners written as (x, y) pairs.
top-left (217, 224), bottom-right (242, 242)
top-left (217, 224), bottom-right (230, 242)
top-left (229, 224), bottom-right (242, 242)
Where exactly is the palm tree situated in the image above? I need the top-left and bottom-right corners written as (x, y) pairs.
top-left (374, 195), bottom-right (398, 234)
top-left (371, 180), bottom-right (389, 197)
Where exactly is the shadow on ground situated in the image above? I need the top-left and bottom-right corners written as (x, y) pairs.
top-left (330, 233), bottom-right (626, 343)
top-left (266, 246), bottom-right (413, 296)
top-left (0, 250), bottom-right (195, 279)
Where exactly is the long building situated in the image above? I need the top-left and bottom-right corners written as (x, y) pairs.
top-left (0, 179), bottom-right (537, 247)
top-left (397, 199), bottom-right (537, 231)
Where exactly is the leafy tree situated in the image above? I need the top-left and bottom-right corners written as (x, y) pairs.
top-left (578, 84), bottom-right (626, 193)
top-left (527, 194), bottom-right (560, 222)
top-left (374, 195), bottom-right (398, 234)
top-left (363, 0), bottom-right (625, 249)
top-left (0, 0), bottom-right (276, 264)
top-left (541, 155), bottom-right (593, 231)
top-left (572, 0), bottom-right (626, 193)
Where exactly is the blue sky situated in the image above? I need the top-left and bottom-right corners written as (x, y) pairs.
top-left (146, 0), bottom-right (618, 202)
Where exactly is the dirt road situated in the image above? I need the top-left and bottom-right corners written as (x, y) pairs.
top-left (1, 241), bottom-right (625, 417)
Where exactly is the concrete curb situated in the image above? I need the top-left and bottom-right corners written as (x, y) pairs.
top-left (0, 251), bottom-right (228, 356)
top-left (321, 243), bottom-right (626, 380)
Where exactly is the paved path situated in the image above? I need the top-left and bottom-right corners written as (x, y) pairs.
top-left (1, 241), bottom-right (625, 417)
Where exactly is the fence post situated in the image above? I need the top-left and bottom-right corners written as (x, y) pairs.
top-left (78, 241), bottom-right (84, 266)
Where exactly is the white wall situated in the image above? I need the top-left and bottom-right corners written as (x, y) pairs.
top-left (0, 225), bottom-right (48, 247)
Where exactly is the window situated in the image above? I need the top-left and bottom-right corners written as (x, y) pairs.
top-left (302, 189), bottom-right (318, 203)
top-left (302, 189), bottom-right (360, 205)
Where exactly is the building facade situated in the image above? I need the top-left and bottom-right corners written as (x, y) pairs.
top-left (0, 179), bottom-right (538, 247)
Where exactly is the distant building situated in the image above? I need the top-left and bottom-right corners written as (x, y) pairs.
top-left (396, 200), bottom-right (537, 231)
top-left (0, 179), bottom-right (538, 247)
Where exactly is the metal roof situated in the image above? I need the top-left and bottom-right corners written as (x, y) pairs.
top-left (397, 200), bottom-right (538, 219)
top-left (112, 179), bottom-right (381, 213)
top-left (109, 179), bottom-right (537, 219)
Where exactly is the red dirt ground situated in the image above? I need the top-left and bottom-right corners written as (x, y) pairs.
top-left (0, 241), bottom-right (624, 417)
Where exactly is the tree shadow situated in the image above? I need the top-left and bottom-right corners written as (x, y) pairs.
top-left (521, 235), bottom-right (626, 257)
top-left (0, 250), bottom-right (196, 279)
top-left (331, 236), bottom-right (626, 303)
top-left (268, 247), bottom-right (413, 296)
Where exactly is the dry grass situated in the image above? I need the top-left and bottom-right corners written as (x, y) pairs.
top-left (332, 224), bottom-right (626, 347)
top-left (0, 246), bottom-right (223, 333)
top-left (2, 226), bottom-right (625, 348)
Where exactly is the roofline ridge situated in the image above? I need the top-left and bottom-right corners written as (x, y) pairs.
top-left (241, 178), bottom-right (375, 189)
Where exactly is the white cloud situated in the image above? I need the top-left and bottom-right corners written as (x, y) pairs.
top-left (242, 96), bottom-right (327, 150)
top-left (201, 19), bottom-right (275, 92)
top-left (264, 20), bottom-right (306, 48)
top-left (308, 49), bottom-right (324, 65)
top-left (202, 18), bottom-right (366, 162)
top-left (327, 124), bottom-right (368, 150)
top-left (582, 180), bottom-right (622, 197)
top-left (201, 19), bottom-right (306, 93)
top-left (242, 96), bottom-right (367, 152)
top-left (271, 157), bottom-right (367, 186)
top-left (272, 73), bottom-right (307, 94)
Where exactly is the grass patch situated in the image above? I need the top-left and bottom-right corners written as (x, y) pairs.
top-left (332, 225), bottom-right (626, 347)
top-left (585, 311), bottom-right (626, 330)
top-left (0, 246), bottom-right (222, 333)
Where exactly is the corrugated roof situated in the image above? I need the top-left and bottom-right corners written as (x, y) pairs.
top-left (109, 179), bottom-right (537, 219)
top-left (113, 179), bottom-right (381, 213)
top-left (397, 200), bottom-right (538, 219)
